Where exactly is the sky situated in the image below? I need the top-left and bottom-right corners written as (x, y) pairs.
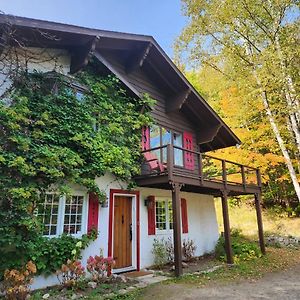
top-left (0, 0), bottom-right (188, 57)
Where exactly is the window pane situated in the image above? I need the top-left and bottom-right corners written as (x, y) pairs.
top-left (150, 125), bottom-right (161, 161)
top-left (162, 128), bottom-right (171, 145)
top-left (173, 132), bottom-right (183, 166)
top-left (162, 128), bottom-right (171, 163)
top-left (155, 201), bottom-right (166, 230)
top-left (75, 91), bottom-right (84, 102)
top-left (93, 113), bottom-right (100, 132)
top-left (63, 195), bottom-right (84, 235)
top-left (38, 193), bottom-right (59, 236)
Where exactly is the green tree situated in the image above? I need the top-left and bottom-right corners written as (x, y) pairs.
top-left (175, 0), bottom-right (300, 202)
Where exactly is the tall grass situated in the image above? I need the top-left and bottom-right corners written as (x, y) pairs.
top-left (214, 199), bottom-right (300, 238)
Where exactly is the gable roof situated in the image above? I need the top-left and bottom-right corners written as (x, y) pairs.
top-left (0, 14), bottom-right (241, 151)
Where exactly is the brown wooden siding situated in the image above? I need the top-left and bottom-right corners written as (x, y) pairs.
top-left (101, 50), bottom-right (199, 153)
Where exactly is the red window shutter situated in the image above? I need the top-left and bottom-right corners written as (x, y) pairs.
top-left (88, 193), bottom-right (99, 233)
top-left (142, 126), bottom-right (150, 150)
top-left (183, 131), bottom-right (194, 170)
top-left (147, 195), bottom-right (156, 235)
top-left (181, 198), bottom-right (188, 233)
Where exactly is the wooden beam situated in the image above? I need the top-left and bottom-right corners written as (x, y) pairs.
top-left (70, 36), bottom-right (99, 74)
top-left (93, 51), bottom-right (140, 98)
top-left (214, 133), bottom-right (229, 148)
top-left (145, 58), bottom-right (177, 93)
top-left (171, 182), bottom-right (183, 276)
top-left (126, 42), bottom-right (152, 74)
top-left (166, 89), bottom-right (191, 113)
top-left (198, 123), bottom-right (222, 144)
top-left (221, 191), bottom-right (233, 264)
top-left (254, 193), bottom-right (266, 255)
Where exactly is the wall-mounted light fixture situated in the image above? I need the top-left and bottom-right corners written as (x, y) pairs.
top-left (144, 196), bottom-right (155, 209)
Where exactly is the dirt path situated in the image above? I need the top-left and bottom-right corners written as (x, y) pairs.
top-left (140, 264), bottom-right (300, 300)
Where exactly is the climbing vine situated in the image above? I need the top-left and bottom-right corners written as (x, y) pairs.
top-left (0, 63), bottom-right (154, 276)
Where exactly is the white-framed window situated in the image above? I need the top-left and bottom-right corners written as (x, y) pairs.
top-left (38, 193), bottom-right (60, 236)
top-left (155, 198), bottom-right (173, 232)
top-left (149, 125), bottom-right (183, 167)
top-left (38, 192), bottom-right (87, 237)
top-left (64, 84), bottom-right (87, 103)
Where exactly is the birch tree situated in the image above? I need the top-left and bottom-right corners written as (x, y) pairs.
top-left (175, 0), bottom-right (300, 201)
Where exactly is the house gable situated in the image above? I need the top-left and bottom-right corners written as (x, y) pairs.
top-left (0, 14), bottom-right (240, 152)
top-left (97, 49), bottom-right (197, 145)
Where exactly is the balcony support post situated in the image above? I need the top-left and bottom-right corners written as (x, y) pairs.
top-left (254, 192), bottom-right (266, 255)
top-left (171, 182), bottom-right (183, 276)
top-left (221, 190), bottom-right (234, 264)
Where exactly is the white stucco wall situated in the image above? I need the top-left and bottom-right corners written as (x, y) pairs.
top-left (31, 180), bottom-right (219, 290)
top-left (0, 47), bottom-right (70, 96)
top-left (138, 187), bottom-right (219, 269)
top-left (31, 173), bottom-right (128, 290)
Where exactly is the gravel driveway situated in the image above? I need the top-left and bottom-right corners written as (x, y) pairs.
top-left (140, 264), bottom-right (300, 300)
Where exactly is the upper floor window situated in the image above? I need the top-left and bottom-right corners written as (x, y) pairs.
top-left (65, 84), bottom-right (86, 103)
top-left (149, 125), bottom-right (183, 167)
top-left (38, 192), bottom-right (87, 237)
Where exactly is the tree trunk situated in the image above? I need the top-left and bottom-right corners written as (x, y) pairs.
top-left (260, 88), bottom-right (300, 202)
top-left (272, 10), bottom-right (300, 136)
top-left (247, 39), bottom-right (300, 202)
top-left (275, 36), bottom-right (300, 153)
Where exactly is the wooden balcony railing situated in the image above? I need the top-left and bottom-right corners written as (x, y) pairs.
top-left (139, 144), bottom-right (261, 191)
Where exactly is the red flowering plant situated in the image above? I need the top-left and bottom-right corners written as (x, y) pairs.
top-left (56, 259), bottom-right (85, 288)
top-left (86, 255), bottom-right (115, 281)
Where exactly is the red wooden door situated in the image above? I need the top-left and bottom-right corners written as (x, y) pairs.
top-left (113, 196), bottom-right (132, 269)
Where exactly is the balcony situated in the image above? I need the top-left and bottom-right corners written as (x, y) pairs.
top-left (135, 144), bottom-right (262, 196)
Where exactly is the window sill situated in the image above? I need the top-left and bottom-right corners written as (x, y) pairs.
top-left (42, 232), bottom-right (86, 238)
top-left (155, 229), bottom-right (173, 235)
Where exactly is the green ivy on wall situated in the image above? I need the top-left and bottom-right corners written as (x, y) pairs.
top-left (0, 63), bottom-right (154, 276)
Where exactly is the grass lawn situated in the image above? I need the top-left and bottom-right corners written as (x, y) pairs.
top-left (214, 199), bottom-right (300, 237)
top-left (124, 247), bottom-right (300, 300)
top-left (172, 247), bottom-right (300, 286)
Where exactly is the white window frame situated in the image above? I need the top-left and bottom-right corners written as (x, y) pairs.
top-left (39, 191), bottom-right (88, 238)
top-left (149, 125), bottom-right (184, 167)
top-left (155, 197), bottom-right (173, 234)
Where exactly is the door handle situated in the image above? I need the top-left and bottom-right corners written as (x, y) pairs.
top-left (129, 223), bottom-right (132, 241)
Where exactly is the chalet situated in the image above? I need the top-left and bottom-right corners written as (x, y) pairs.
top-left (0, 15), bottom-right (265, 288)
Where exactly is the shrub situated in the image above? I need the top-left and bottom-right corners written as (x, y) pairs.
top-left (165, 237), bottom-right (174, 262)
top-left (182, 239), bottom-right (197, 261)
top-left (56, 259), bottom-right (85, 288)
top-left (2, 261), bottom-right (37, 300)
top-left (215, 229), bottom-right (261, 263)
top-left (87, 255), bottom-right (115, 281)
top-left (295, 205), bottom-right (300, 217)
top-left (152, 238), bottom-right (197, 266)
top-left (152, 238), bottom-right (168, 268)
